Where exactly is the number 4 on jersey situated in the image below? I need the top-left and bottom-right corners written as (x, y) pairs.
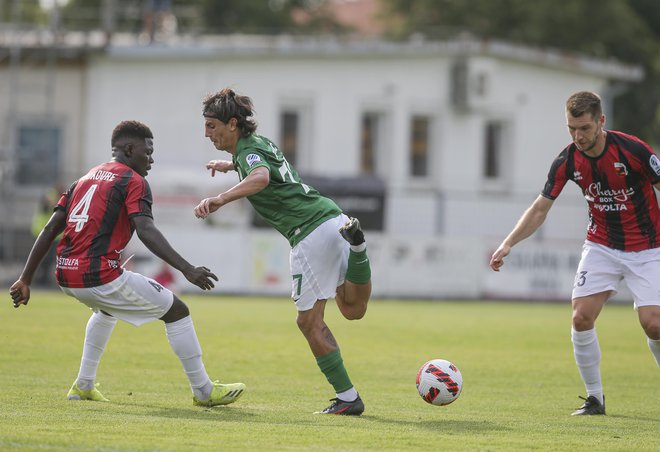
top-left (68, 184), bottom-right (98, 232)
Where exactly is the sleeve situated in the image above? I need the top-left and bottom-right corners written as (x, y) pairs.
top-left (636, 141), bottom-right (660, 184)
top-left (617, 132), bottom-right (660, 184)
top-left (649, 153), bottom-right (660, 184)
top-left (237, 149), bottom-right (270, 176)
top-left (125, 175), bottom-right (153, 219)
top-left (541, 148), bottom-right (571, 200)
top-left (55, 182), bottom-right (77, 212)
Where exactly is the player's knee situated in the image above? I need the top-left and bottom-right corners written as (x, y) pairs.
top-left (641, 318), bottom-right (660, 340)
top-left (161, 296), bottom-right (190, 323)
top-left (296, 313), bottom-right (312, 334)
top-left (343, 306), bottom-right (366, 320)
top-left (571, 311), bottom-right (594, 331)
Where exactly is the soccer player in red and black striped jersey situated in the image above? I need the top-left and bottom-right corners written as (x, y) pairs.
top-left (10, 120), bottom-right (245, 407)
top-left (490, 91), bottom-right (660, 416)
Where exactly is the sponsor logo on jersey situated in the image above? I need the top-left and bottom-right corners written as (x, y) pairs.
top-left (586, 182), bottom-right (634, 202)
top-left (613, 162), bottom-right (628, 176)
top-left (56, 256), bottom-right (79, 270)
top-left (573, 170), bottom-right (583, 181)
top-left (650, 154), bottom-right (660, 176)
top-left (246, 153), bottom-right (262, 167)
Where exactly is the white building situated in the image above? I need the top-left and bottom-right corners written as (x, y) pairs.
top-left (0, 33), bottom-right (644, 300)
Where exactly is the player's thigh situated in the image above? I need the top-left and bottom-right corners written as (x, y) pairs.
top-left (572, 291), bottom-right (611, 326)
top-left (60, 270), bottom-right (174, 326)
top-left (621, 247), bottom-right (660, 310)
top-left (289, 215), bottom-right (348, 312)
top-left (572, 241), bottom-right (623, 300)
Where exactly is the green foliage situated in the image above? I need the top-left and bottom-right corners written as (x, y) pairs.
top-left (1, 292), bottom-right (658, 450)
top-left (381, 0), bottom-right (660, 142)
top-left (0, 0), bottom-right (47, 24)
top-left (194, 0), bottom-right (346, 35)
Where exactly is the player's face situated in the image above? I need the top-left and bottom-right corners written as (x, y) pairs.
top-left (566, 112), bottom-right (604, 154)
top-left (131, 138), bottom-right (154, 177)
top-left (204, 116), bottom-right (238, 153)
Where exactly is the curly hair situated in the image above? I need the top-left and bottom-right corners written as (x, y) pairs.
top-left (111, 120), bottom-right (153, 147)
top-left (566, 91), bottom-right (602, 119)
top-left (202, 88), bottom-right (257, 137)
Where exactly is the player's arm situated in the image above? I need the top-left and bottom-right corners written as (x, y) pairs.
top-left (194, 166), bottom-right (269, 219)
top-left (131, 215), bottom-right (218, 290)
top-left (10, 209), bottom-right (67, 308)
top-left (489, 195), bottom-right (554, 272)
top-left (206, 160), bottom-right (234, 176)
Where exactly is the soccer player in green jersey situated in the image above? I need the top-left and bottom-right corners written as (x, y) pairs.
top-left (194, 88), bottom-right (372, 415)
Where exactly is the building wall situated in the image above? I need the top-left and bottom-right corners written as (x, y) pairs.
top-left (73, 45), bottom-right (638, 301)
top-left (83, 49), bottom-right (610, 239)
top-left (0, 41), bottom-right (638, 301)
top-left (0, 62), bottom-right (87, 228)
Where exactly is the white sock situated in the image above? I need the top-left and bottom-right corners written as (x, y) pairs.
top-left (76, 311), bottom-right (117, 390)
top-left (165, 316), bottom-right (213, 400)
top-left (350, 243), bottom-right (366, 253)
top-left (648, 338), bottom-right (660, 367)
top-left (336, 387), bottom-right (358, 402)
top-left (571, 327), bottom-right (603, 404)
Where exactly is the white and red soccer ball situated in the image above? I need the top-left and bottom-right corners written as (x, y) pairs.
top-left (416, 359), bottom-right (463, 406)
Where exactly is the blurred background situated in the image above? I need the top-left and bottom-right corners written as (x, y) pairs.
top-left (1, 0), bottom-right (658, 301)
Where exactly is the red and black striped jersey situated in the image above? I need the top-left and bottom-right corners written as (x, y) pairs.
top-left (542, 130), bottom-right (660, 251)
top-left (55, 161), bottom-right (153, 287)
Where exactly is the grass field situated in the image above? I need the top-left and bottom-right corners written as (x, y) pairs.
top-left (1, 291), bottom-right (658, 451)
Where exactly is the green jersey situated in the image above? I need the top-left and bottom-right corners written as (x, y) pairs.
top-left (233, 134), bottom-right (342, 247)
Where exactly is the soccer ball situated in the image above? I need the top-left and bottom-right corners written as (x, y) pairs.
top-left (416, 359), bottom-right (463, 406)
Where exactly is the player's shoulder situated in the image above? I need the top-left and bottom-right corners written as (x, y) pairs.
top-left (238, 134), bottom-right (273, 153)
top-left (607, 130), bottom-right (653, 156)
top-left (550, 143), bottom-right (575, 167)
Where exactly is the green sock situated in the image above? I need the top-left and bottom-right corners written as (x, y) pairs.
top-left (346, 249), bottom-right (371, 284)
top-left (316, 349), bottom-right (353, 393)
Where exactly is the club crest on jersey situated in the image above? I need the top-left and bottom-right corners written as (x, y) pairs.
top-left (246, 153), bottom-right (262, 167)
top-left (613, 162), bottom-right (628, 176)
top-left (651, 154), bottom-right (660, 176)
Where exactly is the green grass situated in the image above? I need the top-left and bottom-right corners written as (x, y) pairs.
top-left (1, 292), bottom-right (658, 451)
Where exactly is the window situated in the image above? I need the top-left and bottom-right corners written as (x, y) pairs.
top-left (16, 124), bottom-right (61, 186)
top-left (279, 110), bottom-right (299, 166)
top-left (409, 116), bottom-right (430, 177)
top-left (484, 120), bottom-right (505, 179)
top-left (360, 112), bottom-right (380, 175)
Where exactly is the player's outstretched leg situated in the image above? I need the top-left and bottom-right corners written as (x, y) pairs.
top-left (337, 217), bottom-right (371, 320)
top-left (67, 311), bottom-right (116, 401)
top-left (163, 296), bottom-right (245, 407)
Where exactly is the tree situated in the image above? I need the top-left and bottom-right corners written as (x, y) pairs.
top-left (380, 0), bottom-right (660, 142)
top-left (0, 0), bottom-right (47, 25)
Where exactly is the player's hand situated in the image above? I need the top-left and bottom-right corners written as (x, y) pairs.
top-left (206, 160), bottom-right (233, 177)
top-left (489, 244), bottom-right (511, 272)
top-left (182, 266), bottom-right (218, 291)
top-left (9, 280), bottom-right (31, 308)
top-left (193, 196), bottom-right (222, 219)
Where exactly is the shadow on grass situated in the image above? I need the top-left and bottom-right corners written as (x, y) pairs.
top-left (363, 415), bottom-right (505, 434)
top-left (605, 414), bottom-right (660, 423)
top-left (131, 403), bottom-right (505, 435)
top-left (127, 403), bottom-right (260, 422)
